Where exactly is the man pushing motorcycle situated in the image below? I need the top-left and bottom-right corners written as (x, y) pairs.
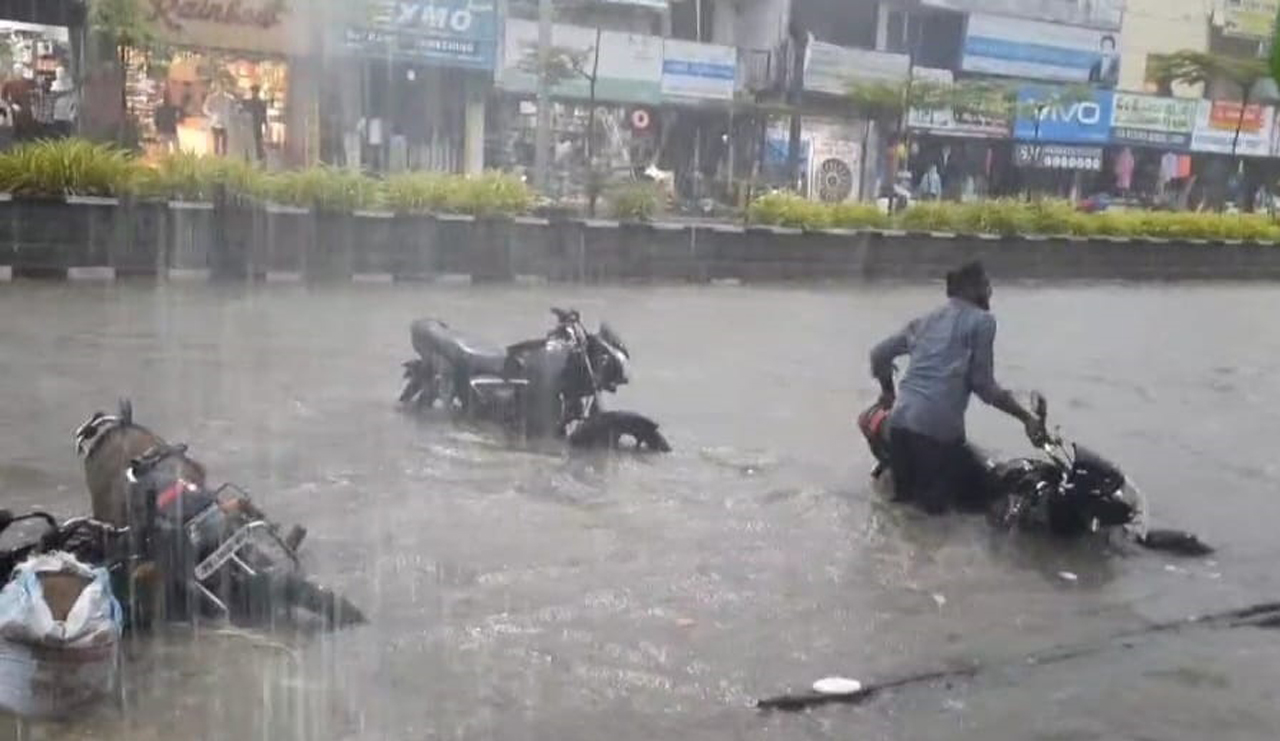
top-left (868, 261), bottom-right (1047, 514)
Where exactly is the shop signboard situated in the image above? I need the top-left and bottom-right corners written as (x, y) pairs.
top-left (499, 19), bottom-right (662, 104)
top-left (1215, 0), bottom-right (1279, 39)
top-left (962, 13), bottom-right (1121, 86)
top-left (1013, 86), bottom-right (1114, 144)
top-left (1014, 143), bottom-right (1104, 171)
top-left (344, 0), bottom-right (498, 70)
top-left (1190, 99), bottom-right (1275, 156)
top-left (140, 0), bottom-right (310, 55)
top-left (803, 39), bottom-right (909, 97)
top-left (919, 0), bottom-right (1124, 31)
top-left (661, 39), bottom-right (736, 101)
top-left (906, 67), bottom-right (1010, 138)
top-left (597, 0), bottom-right (669, 8)
top-left (1109, 93), bottom-right (1197, 149)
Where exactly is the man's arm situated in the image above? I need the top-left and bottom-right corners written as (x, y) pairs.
top-left (869, 324), bottom-right (911, 399)
top-left (969, 316), bottom-right (1038, 427)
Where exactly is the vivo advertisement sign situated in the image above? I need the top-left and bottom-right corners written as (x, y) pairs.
top-left (1013, 86), bottom-right (1114, 144)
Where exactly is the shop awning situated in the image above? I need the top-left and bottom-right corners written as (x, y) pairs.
top-left (0, 0), bottom-right (85, 27)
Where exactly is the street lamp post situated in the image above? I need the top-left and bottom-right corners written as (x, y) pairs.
top-left (534, 0), bottom-right (553, 191)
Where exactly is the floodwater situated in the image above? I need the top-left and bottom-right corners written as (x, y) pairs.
top-left (2, 281), bottom-right (1280, 740)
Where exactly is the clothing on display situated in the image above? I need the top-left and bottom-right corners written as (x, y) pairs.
top-left (1114, 147), bottom-right (1134, 191)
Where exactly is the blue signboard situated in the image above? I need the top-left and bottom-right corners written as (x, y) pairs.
top-left (344, 0), bottom-right (497, 71)
top-left (1012, 86), bottom-right (1113, 144)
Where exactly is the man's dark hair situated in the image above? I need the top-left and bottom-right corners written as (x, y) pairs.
top-left (1100, 34), bottom-right (1115, 49)
top-left (946, 261), bottom-right (988, 297)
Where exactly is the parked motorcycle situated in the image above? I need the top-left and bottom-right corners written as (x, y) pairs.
top-left (121, 447), bottom-right (366, 629)
top-left (857, 393), bottom-right (1211, 554)
top-left (0, 511), bottom-right (129, 585)
top-left (400, 308), bottom-right (671, 452)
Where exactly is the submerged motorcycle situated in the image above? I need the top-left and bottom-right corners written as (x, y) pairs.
top-left (72, 404), bottom-right (364, 629)
top-left (121, 445), bottom-right (365, 629)
top-left (400, 308), bottom-right (671, 452)
top-left (857, 393), bottom-right (1211, 554)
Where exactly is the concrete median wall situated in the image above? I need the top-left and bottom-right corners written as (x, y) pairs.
top-left (2, 197), bottom-right (1280, 284)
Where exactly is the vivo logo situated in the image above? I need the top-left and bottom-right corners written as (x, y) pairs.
top-left (1040, 101), bottom-right (1102, 126)
top-left (394, 1), bottom-right (475, 32)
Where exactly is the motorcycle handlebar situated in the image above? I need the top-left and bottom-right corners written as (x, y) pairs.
top-left (41, 517), bottom-right (129, 551)
top-left (551, 307), bottom-right (580, 324)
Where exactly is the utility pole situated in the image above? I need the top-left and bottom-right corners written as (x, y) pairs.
top-left (534, 0), bottom-right (553, 191)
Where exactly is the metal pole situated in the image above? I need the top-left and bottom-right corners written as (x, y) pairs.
top-left (534, 0), bottom-right (553, 191)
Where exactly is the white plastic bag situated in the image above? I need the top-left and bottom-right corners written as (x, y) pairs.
top-left (0, 552), bottom-right (122, 718)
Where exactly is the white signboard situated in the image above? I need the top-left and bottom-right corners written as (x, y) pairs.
top-left (1191, 99), bottom-right (1276, 156)
top-left (922, 0), bottom-right (1124, 31)
top-left (661, 39), bottom-right (736, 101)
top-left (907, 67), bottom-right (1010, 138)
top-left (499, 19), bottom-right (662, 103)
top-left (803, 39), bottom-right (909, 96)
top-left (963, 13), bottom-right (1119, 85)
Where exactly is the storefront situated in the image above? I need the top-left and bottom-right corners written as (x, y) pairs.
top-left (793, 41), bottom-right (911, 202)
top-left (328, 0), bottom-right (497, 174)
top-left (1009, 85), bottom-right (1113, 198)
top-left (0, 19), bottom-right (78, 143)
top-left (494, 18), bottom-right (664, 198)
top-left (905, 67), bottom-right (1011, 200)
top-left (123, 0), bottom-right (312, 165)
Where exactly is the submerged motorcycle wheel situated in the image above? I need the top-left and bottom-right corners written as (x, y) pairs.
top-left (568, 411), bottom-right (671, 453)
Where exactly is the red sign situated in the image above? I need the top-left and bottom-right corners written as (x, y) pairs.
top-left (1207, 101), bottom-right (1265, 133)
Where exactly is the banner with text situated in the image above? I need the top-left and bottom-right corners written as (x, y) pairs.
top-left (140, 0), bottom-right (310, 55)
top-left (499, 19), bottom-right (662, 104)
top-left (803, 39), bottom-right (909, 97)
top-left (1109, 93), bottom-right (1197, 149)
top-left (661, 39), bottom-right (736, 101)
top-left (1013, 86), bottom-right (1114, 144)
top-left (906, 67), bottom-right (1010, 138)
top-left (922, 0), bottom-right (1123, 31)
top-left (1215, 0), bottom-right (1279, 40)
top-left (963, 13), bottom-right (1120, 86)
top-left (1014, 143), bottom-right (1103, 171)
top-left (344, 0), bottom-right (497, 70)
top-left (1190, 99), bottom-right (1275, 156)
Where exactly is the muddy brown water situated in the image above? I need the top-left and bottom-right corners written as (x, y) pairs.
top-left (1, 281), bottom-right (1279, 740)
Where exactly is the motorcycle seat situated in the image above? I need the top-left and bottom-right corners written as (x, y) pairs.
top-left (412, 319), bottom-right (509, 376)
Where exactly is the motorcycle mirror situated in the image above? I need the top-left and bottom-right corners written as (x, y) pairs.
top-left (1030, 392), bottom-right (1048, 422)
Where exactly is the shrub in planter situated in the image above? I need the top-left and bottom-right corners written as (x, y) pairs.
top-left (897, 201), bottom-right (962, 232)
top-left (444, 171), bottom-right (533, 217)
top-left (607, 182), bottom-right (663, 222)
top-left (0, 139), bottom-right (140, 197)
top-left (383, 171), bottom-right (531, 217)
top-left (827, 202), bottom-right (890, 230)
top-left (384, 171), bottom-right (452, 214)
top-left (137, 153), bottom-right (263, 202)
top-left (261, 166), bottom-right (381, 213)
top-left (746, 193), bottom-right (831, 229)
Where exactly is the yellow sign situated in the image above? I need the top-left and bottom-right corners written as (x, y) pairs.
top-left (142, 0), bottom-right (310, 55)
top-left (1219, 0), bottom-right (1278, 39)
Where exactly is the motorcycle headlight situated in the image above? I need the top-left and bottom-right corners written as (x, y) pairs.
top-left (1115, 480), bottom-right (1149, 535)
top-left (612, 348), bottom-right (630, 384)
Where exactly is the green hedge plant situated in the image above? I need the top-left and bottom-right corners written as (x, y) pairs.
top-left (0, 139), bottom-right (139, 197)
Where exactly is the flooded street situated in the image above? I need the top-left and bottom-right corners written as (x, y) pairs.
top-left (2, 281), bottom-right (1280, 740)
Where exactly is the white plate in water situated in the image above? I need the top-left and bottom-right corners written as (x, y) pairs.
top-left (812, 677), bottom-right (863, 695)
